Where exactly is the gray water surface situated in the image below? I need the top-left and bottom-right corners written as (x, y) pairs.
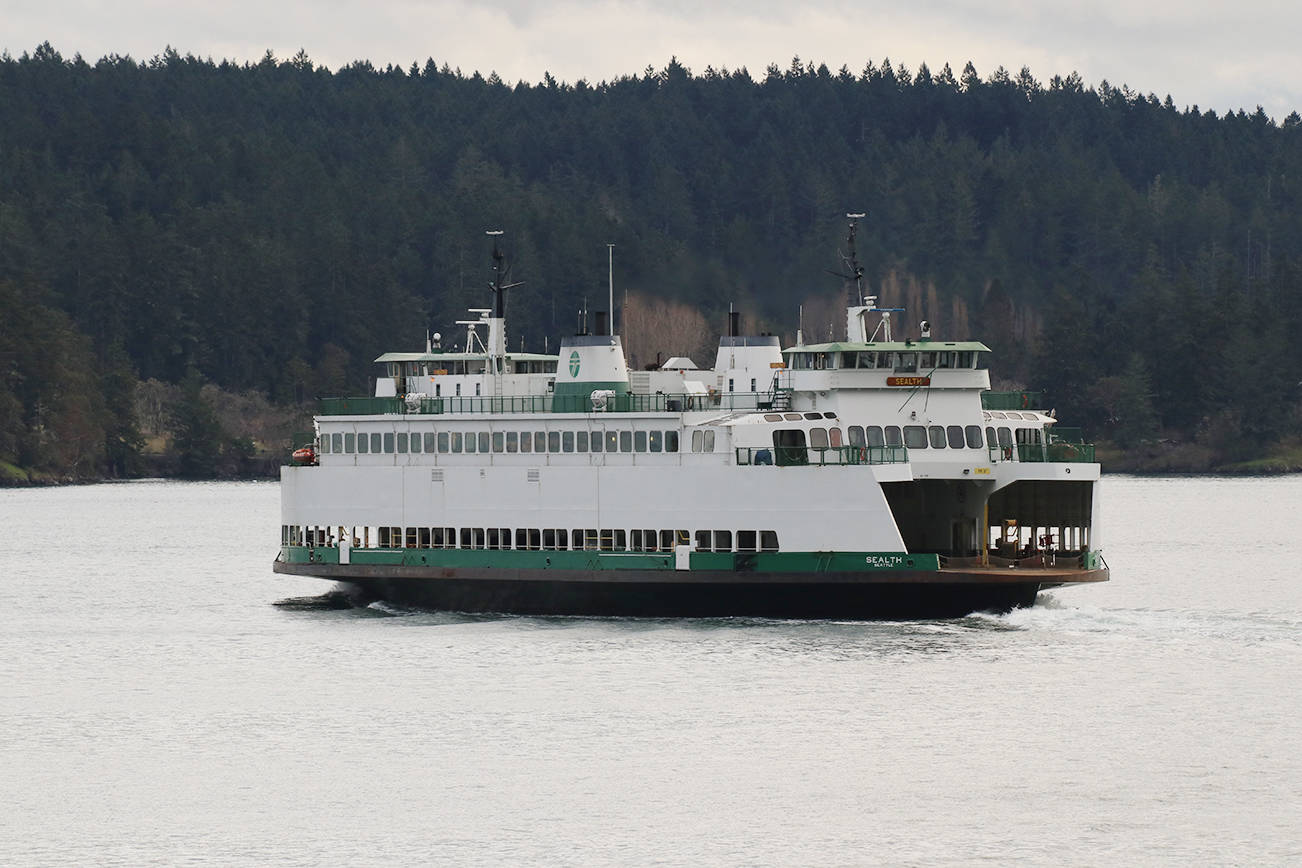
top-left (2, 476), bottom-right (1299, 865)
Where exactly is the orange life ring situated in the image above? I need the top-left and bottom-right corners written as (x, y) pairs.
top-left (859, 447), bottom-right (868, 463)
top-left (1020, 392), bottom-right (1030, 409)
top-left (1002, 446), bottom-right (1013, 460)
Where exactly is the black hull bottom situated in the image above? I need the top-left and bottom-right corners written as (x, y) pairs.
top-left (350, 577), bottom-right (1039, 619)
top-left (269, 562), bottom-right (1102, 619)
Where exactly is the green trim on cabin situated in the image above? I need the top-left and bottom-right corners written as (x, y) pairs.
top-left (279, 546), bottom-right (941, 572)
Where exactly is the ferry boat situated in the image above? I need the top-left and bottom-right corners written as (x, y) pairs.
top-left (274, 220), bottom-right (1108, 618)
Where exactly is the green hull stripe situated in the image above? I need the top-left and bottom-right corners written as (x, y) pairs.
top-left (279, 546), bottom-right (940, 572)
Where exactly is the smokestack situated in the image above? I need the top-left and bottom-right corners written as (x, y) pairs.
top-left (595, 310), bottom-right (609, 336)
top-left (728, 311), bottom-right (740, 337)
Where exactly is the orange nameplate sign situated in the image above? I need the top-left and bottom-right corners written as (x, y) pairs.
top-left (887, 376), bottom-right (930, 387)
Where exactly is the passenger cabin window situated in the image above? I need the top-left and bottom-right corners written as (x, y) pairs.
top-left (396, 433), bottom-right (408, 453)
top-left (810, 428), bottom-right (829, 448)
top-left (867, 426), bottom-right (885, 447)
top-left (966, 425), bottom-right (983, 448)
top-left (345, 433), bottom-right (356, 453)
top-left (947, 425), bottom-right (965, 449)
top-left (773, 429), bottom-right (808, 466)
top-left (885, 426), bottom-right (902, 447)
top-left (904, 426), bottom-right (928, 449)
top-left (928, 426), bottom-right (946, 449)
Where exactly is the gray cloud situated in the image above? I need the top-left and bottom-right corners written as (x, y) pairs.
top-left (4, 0), bottom-right (1298, 116)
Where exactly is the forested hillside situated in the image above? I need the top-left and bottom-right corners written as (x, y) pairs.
top-left (3, 43), bottom-right (1302, 479)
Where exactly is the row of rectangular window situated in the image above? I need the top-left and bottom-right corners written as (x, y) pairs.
top-left (284, 525), bottom-right (780, 553)
top-left (318, 428), bottom-right (682, 455)
top-left (788, 350), bottom-right (979, 371)
top-left (763, 422), bottom-right (1042, 453)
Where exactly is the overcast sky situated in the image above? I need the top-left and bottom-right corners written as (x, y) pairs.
top-left (5, 0), bottom-right (1299, 119)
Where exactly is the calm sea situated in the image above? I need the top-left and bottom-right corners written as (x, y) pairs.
top-left (1, 476), bottom-right (1299, 866)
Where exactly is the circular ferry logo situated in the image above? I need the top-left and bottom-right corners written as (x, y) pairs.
top-left (569, 350), bottom-right (581, 377)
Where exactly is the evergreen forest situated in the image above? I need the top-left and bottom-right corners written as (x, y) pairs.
top-left (3, 43), bottom-right (1302, 480)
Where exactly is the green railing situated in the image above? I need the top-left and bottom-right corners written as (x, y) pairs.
top-left (735, 445), bottom-right (909, 466)
top-left (987, 441), bottom-right (1095, 463)
top-left (1016, 442), bottom-right (1096, 463)
top-left (319, 391), bottom-right (783, 416)
top-left (982, 390), bottom-right (1043, 410)
top-left (319, 397), bottom-right (406, 415)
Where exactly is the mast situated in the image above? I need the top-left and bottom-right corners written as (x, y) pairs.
top-left (607, 243), bottom-right (615, 336)
top-left (484, 229), bottom-right (523, 374)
